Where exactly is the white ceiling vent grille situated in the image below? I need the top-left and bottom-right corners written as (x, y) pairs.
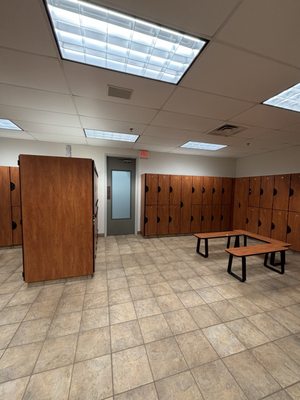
top-left (108, 85), bottom-right (133, 100)
top-left (207, 124), bottom-right (246, 137)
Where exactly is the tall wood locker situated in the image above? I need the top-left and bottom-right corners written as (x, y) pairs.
top-left (169, 205), bottom-right (180, 234)
top-left (20, 155), bottom-right (97, 283)
top-left (10, 167), bottom-right (22, 245)
top-left (145, 174), bottom-right (158, 205)
top-left (192, 176), bottom-right (203, 205)
top-left (248, 176), bottom-right (261, 208)
top-left (169, 175), bottom-right (181, 205)
top-left (271, 210), bottom-right (288, 242)
top-left (0, 167), bottom-right (12, 246)
top-left (201, 205), bottom-right (212, 232)
top-left (157, 175), bottom-right (169, 235)
top-left (144, 206), bottom-right (158, 236)
top-left (221, 205), bottom-right (232, 231)
top-left (158, 175), bottom-right (169, 205)
top-left (233, 178), bottom-right (249, 230)
top-left (246, 207), bottom-right (259, 234)
top-left (211, 205), bottom-right (221, 231)
top-left (287, 212), bottom-right (300, 251)
top-left (260, 175), bottom-right (274, 209)
top-left (289, 174), bottom-right (300, 213)
top-left (258, 208), bottom-right (272, 237)
top-left (191, 205), bottom-right (201, 233)
top-left (273, 174), bottom-right (290, 211)
top-left (157, 205), bottom-right (169, 235)
top-left (222, 178), bottom-right (233, 206)
top-left (212, 177), bottom-right (222, 205)
top-left (180, 176), bottom-right (192, 233)
top-left (202, 177), bottom-right (213, 205)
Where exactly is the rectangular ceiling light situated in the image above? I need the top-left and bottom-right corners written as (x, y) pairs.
top-left (44, 0), bottom-right (207, 84)
top-left (181, 141), bottom-right (227, 151)
top-left (0, 119), bottom-right (22, 130)
top-left (84, 129), bottom-right (139, 142)
top-left (263, 83), bottom-right (300, 112)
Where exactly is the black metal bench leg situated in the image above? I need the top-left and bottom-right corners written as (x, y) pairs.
top-left (234, 235), bottom-right (240, 247)
top-left (242, 256), bottom-right (246, 282)
top-left (264, 251), bottom-right (286, 274)
top-left (196, 238), bottom-right (208, 258)
top-left (244, 235), bottom-right (247, 247)
top-left (227, 237), bottom-right (231, 248)
top-left (227, 254), bottom-right (246, 282)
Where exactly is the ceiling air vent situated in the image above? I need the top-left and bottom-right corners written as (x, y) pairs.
top-left (108, 85), bottom-right (133, 100)
top-left (207, 124), bottom-right (246, 137)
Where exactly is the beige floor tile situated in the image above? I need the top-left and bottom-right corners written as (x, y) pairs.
top-left (62, 282), bottom-right (86, 297)
top-left (203, 323), bottom-right (245, 357)
top-left (109, 288), bottom-right (132, 305)
top-left (214, 284), bottom-right (242, 299)
top-left (0, 376), bottom-right (30, 400)
top-left (114, 383), bottom-right (158, 400)
top-left (146, 337), bottom-right (187, 380)
top-left (188, 304), bottom-right (221, 328)
top-left (0, 323), bottom-right (19, 349)
top-left (0, 342), bottom-right (42, 383)
top-left (130, 285), bottom-right (153, 300)
top-left (263, 391), bottom-right (294, 400)
top-left (0, 305), bottom-right (30, 326)
top-left (275, 334), bottom-right (300, 365)
top-left (76, 327), bottom-right (110, 362)
top-left (164, 309), bottom-right (198, 335)
top-left (134, 298), bottom-right (161, 318)
top-left (81, 307), bottom-right (109, 331)
top-left (286, 382), bottom-right (300, 399)
top-left (192, 359), bottom-right (247, 400)
top-left (108, 278), bottom-right (128, 291)
top-left (197, 287), bottom-right (225, 303)
top-left (139, 314), bottom-right (172, 343)
top-left (229, 297), bottom-right (263, 316)
top-left (209, 300), bottom-right (244, 322)
top-left (264, 290), bottom-right (296, 307)
top-left (168, 279), bottom-right (192, 293)
top-left (48, 311), bottom-right (82, 338)
top-left (23, 365), bottom-right (72, 400)
top-left (187, 277), bottom-right (210, 290)
top-left (112, 345), bottom-right (153, 394)
top-left (110, 302), bottom-right (137, 325)
top-left (150, 282), bottom-right (173, 296)
top-left (156, 294), bottom-right (183, 312)
top-left (56, 294), bottom-right (84, 314)
top-left (176, 329), bottom-right (218, 368)
top-left (8, 288), bottom-right (41, 307)
top-left (69, 355), bottom-right (112, 400)
top-left (155, 370), bottom-right (203, 400)
top-left (252, 342), bottom-right (300, 387)
top-left (35, 334), bottom-right (77, 373)
top-left (246, 293), bottom-right (280, 311)
top-left (9, 318), bottom-right (51, 346)
top-left (83, 291), bottom-right (108, 309)
top-left (224, 350), bottom-right (281, 399)
top-left (127, 275), bottom-right (147, 287)
top-left (177, 291), bottom-right (204, 308)
top-left (24, 300), bottom-right (57, 321)
top-left (226, 318), bottom-right (269, 348)
top-left (285, 304), bottom-right (300, 318)
top-left (268, 309), bottom-right (300, 333)
top-left (248, 313), bottom-right (290, 340)
top-left (111, 320), bottom-right (143, 352)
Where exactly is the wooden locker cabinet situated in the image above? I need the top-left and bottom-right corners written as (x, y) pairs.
top-left (10, 167), bottom-right (21, 207)
top-left (271, 210), bottom-right (288, 242)
top-left (221, 205), bottom-right (232, 231)
top-left (0, 167), bottom-right (12, 246)
top-left (289, 174), bottom-right (300, 213)
top-left (157, 206), bottom-right (169, 235)
top-left (222, 178), bottom-right (233, 206)
top-left (248, 177), bottom-right (261, 208)
top-left (145, 174), bottom-right (158, 205)
top-left (191, 205), bottom-right (201, 233)
top-left (192, 176), bottom-right (203, 205)
top-left (287, 212), bottom-right (300, 251)
top-left (144, 206), bottom-right (157, 236)
top-left (158, 175), bottom-right (169, 205)
top-left (260, 175), bottom-right (274, 209)
top-left (169, 175), bottom-right (181, 205)
top-left (246, 207), bottom-right (259, 234)
top-left (234, 178), bottom-right (249, 208)
top-left (211, 205), bottom-right (221, 231)
top-left (212, 177), bottom-right (222, 205)
top-left (180, 176), bottom-right (192, 234)
top-left (169, 205), bottom-right (180, 234)
top-left (258, 208), bottom-right (272, 237)
top-left (202, 177), bottom-right (213, 205)
top-left (233, 206), bottom-right (247, 230)
top-left (20, 155), bottom-right (96, 283)
top-left (201, 205), bottom-right (212, 232)
top-left (12, 206), bottom-right (22, 245)
top-left (273, 174), bottom-right (290, 211)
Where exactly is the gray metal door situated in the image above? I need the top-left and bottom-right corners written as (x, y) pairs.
top-left (107, 157), bottom-right (136, 235)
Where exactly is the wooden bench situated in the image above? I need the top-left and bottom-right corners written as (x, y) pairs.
top-left (225, 244), bottom-right (288, 282)
top-left (194, 230), bottom-right (246, 258)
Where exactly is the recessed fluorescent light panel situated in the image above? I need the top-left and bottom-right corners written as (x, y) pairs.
top-left (84, 129), bottom-right (139, 142)
top-left (181, 141), bottom-right (227, 151)
top-left (263, 83), bottom-right (300, 113)
top-left (44, 0), bottom-right (207, 84)
top-left (0, 119), bottom-right (22, 131)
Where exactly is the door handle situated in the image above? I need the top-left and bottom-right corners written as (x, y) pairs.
top-left (158, 186), bottom-right (161, 192)
top-left (10, 182), bottom-right (16, 191)
top-left (107, 186), bottom-right (111, 200)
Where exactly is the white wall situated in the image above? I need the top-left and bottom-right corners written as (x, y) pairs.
top-left (236, 147), bottom-right (300, 177)
top-left (0, 138), bottom-right (236, 234)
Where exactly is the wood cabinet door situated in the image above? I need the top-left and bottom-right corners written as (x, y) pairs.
top-left (246, 207), bottom-right (259, 234)
top-left (273, 174), bottom-right (290, 211)
top-left (158, 175), bottom-right (169, 205)
top-left (191, 205), bottom-right (201, 233)
top-left (202, 177), bottom-right (213, 205)
top-left (211, 205), bottom-right (221, 231)
top-left (271, 210), bottom-right (288, 242)
top-left (9, 167), bottom-right (20, 207)
top-left (222, 178), bottom-right (233, 206)
top-left (233, 205), bottom-right (247, 230)
top-left (248, 176), bottom-right (261, 207)
top-left (287, 212), bottom-right (300, 251)
top-left (234, 177), bottom-right (249, 208)
top-left (0, 167), bottom-right (12, 246)
top-left (192, 176), bottom-right (203, 205)
top-left (157, 205), bottom-right (169, 235)
top-left (169, 205), bottom-right (180, 234)
top-left (212, 177), bottom-right (222, 205)
top-left (145, 174), bottom-right (158, 205)
top-left (221, 205), bottom-right (232, 231)
top-left (258, 208), bottom-right (272, 236)
top-left (201, 205), bottom-right (212, 232)
top-left (260, 176), bottom-right (274, 209)
top-left (169, 175), bottom-right (181, 205)
top-left (289, 174), bottom-right (300, 213)
top-left (145, 206), bottom-right (157, 236)
top-left (12, 206), bottom-right (22, 245)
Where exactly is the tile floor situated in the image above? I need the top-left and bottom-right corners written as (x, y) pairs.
top-left (1, 235), bottom-right (300, 399)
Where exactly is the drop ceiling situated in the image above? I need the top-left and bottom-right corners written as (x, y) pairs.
top-left (0, 0), bottom-right (300, 158)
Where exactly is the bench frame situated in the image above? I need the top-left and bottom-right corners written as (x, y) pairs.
top-left (195, 230), bottom-right (247, 258)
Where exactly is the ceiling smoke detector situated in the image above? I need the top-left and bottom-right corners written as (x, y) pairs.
top-left (207, 124), bottom-right (246, 137)
top-left (108, 85), bottom-right (133, 100)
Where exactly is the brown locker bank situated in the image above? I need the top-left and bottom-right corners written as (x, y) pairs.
top-left (19, 155), bottom-right (98, 283)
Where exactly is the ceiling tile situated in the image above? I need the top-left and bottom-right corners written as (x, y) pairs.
top-left (143, 126), bottom-right (191, 140)
top-left (86, 138), bottom-right (135, 148)
top-left (0, 131), bottom-right (34, 140)
top-left (31, 133), bottom-right (87, 145)
top-left (19, 122), bottom-right (84, 137)
top-left (138, 135), bottom-right (184, 147)
top-left (79, 116), bottom-right (145, 135)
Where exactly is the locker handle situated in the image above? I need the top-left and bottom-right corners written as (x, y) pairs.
top-left (287, 225), bottom-right (291, 234)
top-left (191, 215), bottom-right (194, 222)
top-left (169, 216), bottom-right (172, 223)
top-left (192, 187), bottom-right (195, 193)
top-left (211, 215), bottom-right (214, 221)
top-left (260, 188), bottom-right (264, 196)
top-left (271, 222), bottom-right (275, 230)
top-left (273, 188), bottom-right (277, 196)
top-left (169, 186), bottom-right (173, 193)
top-left (144, 217), bottom-right (148, 224)
top-left (249, 188), bottom-right (252, 195)
top-left (238, 202), bottom-right (241, 208)
top-left (212, 187), bottom-right (215, 194)
top-left (157, 217), bottom-right (160, 223)
top-left (180, 201), bottom-right (184, 208)
top-left (202, 187), bottom-right (205, 193)
top-left (145, 185), bottom-right (149, 193)
top-left (10, 182), bottom-right (16, 191)
top-left (221, 215), bottom-right (224, 221)
top-left (246, 218), bottom-right (249, 224)
top-left (222, 188), bottom-right (225, 194)
top-left (289, 188), bottom-right (294, 197)
top-left (12, 221), bottom-right (17, 230)
top-left (201, 215), bottom-right (204, 221)
top-left (158, 186), bottom-right (161, 193)
top-left (258, 220), bottom-right (261, 227)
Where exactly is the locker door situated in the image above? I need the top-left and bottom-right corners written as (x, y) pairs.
top-left (248, 176), bottom-right (261, 208)
top-left (271, 210), bottom-right (288, 242)
top-left (202, 177), bottom-right (213, 205)
top-left (145, 174), bottom-right (158, 205)
top-left (169, 205), bottom-right (180, 234)
top-left (169, 175), bottom-right (181, 205)
top-left (0, 167), bottom-right (12, 246)
top-left (233, 206), bottom-right (247, 230)
top-left (144, 206), bottom-right (157, 236)
top-left (158, 175), bottom-right (169, 205)
top-left (9, 167), bottom-right (20, 207)
top-left (273, 174), bottom-right (290, 211)
top-left (258, 208), bottom-right (272, 237)
top-left (212, 177), bottom-right (222, 205)
top-left (221, 205), bottom-right (232, 231)
top-left (246, 207), bottom-right (259, 234)
top-left (12, 206), bottom-right (22, 245)
top-left (288, 174), bottom-right (300, 213)
top-left (201, 205), bottom-right (212, 232)
top-left (191, 205), bottom-right (201, 233)
top-left (180, 176), bottom-right (192, 233)
top-left (234, 177), bottom-right (249, 208)
top-left (211, 205), bottom-right (221, 231)
top-left (192, 176), bottom-right (203, 205)
top-left (260, 176), bottom-right (274, 209)
top-left (157, 206), bottom-right (169, 235)
top-left (222, 178), bottom-right (233, 206)
top-left (287, 212), bottom-right (300, 251)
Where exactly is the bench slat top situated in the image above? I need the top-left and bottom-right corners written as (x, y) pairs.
top-left (226, 244), bottom-right (288, 257)
top-left (194, 230), bottom-right (241, 239)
